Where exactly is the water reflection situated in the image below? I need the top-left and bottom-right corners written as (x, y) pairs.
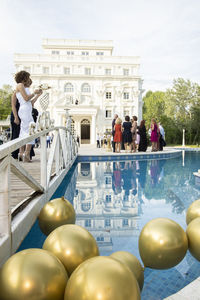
top-left (63, 155), bottom-right (200, 254)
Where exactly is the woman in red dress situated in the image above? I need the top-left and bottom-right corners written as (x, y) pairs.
top-left (114, 118), bottom-right (122, 153)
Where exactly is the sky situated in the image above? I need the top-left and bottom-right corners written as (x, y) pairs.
top-left (0, 0), bottom-right (200, 92)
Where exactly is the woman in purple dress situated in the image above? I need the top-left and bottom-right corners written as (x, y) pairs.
top-left (150, 118), bottom-right (158, 151)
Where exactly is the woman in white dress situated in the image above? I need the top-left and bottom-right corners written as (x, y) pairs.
top-left (15, 71), bottom-right (42, 161)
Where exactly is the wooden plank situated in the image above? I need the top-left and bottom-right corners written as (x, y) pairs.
top-left (10, 157), bottom-right (44, 193)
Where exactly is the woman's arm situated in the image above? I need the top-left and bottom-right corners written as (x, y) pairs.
top-left (16, 83), bottom-right (39, 101)
top-left (31, 90), bottom-right (42, 106)
top-left (11, 92), bottom-right (20, 125)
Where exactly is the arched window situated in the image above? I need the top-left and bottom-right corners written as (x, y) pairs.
top-left (64, 83), bottom-right (74, 93)
top-left (81, 202), bottom-right (91, 212)
top-left (81, 83), bottom-right (91, 93)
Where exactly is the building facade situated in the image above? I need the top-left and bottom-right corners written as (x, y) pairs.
top-left (14, 39), bottom-right (143, 144)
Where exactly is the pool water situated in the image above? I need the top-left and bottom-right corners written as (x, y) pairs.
top-left (18, 151), bottom-right (200, 300)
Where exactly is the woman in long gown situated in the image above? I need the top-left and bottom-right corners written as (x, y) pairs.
top-left (15, 72), bottom-right (42, 161)
top-left (122, 115), bottom-right (132, 152)
top-left (114, 118), bottom-right (122, 153)
top-left (138, 120), bottom-right (147, 152)
top-left (150, 118), bottom-right (158, 152)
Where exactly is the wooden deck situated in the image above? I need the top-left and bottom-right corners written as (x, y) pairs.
top-left (10, 148), bottom-right (51, 212)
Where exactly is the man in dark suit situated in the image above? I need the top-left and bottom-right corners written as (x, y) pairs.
top-left (112, 114), bottom-right (118, 152)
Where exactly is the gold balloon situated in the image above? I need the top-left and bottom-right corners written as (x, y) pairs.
top-left (139, 218), bottom-right (188, 269)
top-left (64, 256), bottom-right (140, 300)
top-left (43, 224), bottom-right (99, 275)
top-left (186, 217), bottom-right (200, 261)
top-left (110, 251), bottom-right (144, 291)
top-left (38, 196), bottom-right (76, 235)
top-left (186, 199), bottom-right (200, 225)
top-left (0, 249), bottom-right (68, 300)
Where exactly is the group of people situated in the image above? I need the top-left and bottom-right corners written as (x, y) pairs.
top-left (112, 114), bottom-right (165, 153)
top-left (11, 70), bottom-right (43, 162)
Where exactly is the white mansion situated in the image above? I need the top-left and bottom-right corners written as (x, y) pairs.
top-left (14, 39), bottom-right (143, 144)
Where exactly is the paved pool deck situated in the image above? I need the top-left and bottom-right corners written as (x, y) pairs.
top-left (79, 144), bottom-right (200, 300)
top-left (78, 145), bottom-right (182, 157)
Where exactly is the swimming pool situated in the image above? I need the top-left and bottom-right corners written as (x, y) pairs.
top-left (18, 151), bottom-right (200, 300)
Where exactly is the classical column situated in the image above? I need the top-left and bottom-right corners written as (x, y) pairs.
top-left (182, 129), bottom-right (185, 147)
top-left (91, 115), bottom-right (96, 144)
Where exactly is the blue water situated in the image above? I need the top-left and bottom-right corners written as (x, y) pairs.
top-left (18, 151), bottom-right (200, 300)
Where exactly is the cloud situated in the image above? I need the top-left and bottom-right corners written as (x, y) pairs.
top-left (0, 0), bottom-right (200, 91)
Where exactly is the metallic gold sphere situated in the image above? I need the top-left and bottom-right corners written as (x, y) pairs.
top-left (186, 199), bottom-right (200, 225)
top-left (43, 224), bottom-right (99, 275)
top-left (186, 217), bottom-right (200, 261)
top-left (64, 256), bottom-right (140, 300)
top-left (110, 251), bottom-right (144, 291)
top-left (0, 249), bottom-right (68, 300)
top-left (38, 196), bottom-right (76, 235)
top-left (139, 218), bottom-right (188, 269)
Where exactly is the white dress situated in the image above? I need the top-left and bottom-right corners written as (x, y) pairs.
top-left (17, 88), bottom-right (34, 145)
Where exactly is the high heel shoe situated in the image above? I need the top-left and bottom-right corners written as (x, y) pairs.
top-left (18, 153), bottom-right (24, 162)
top-left (23, 152), bottom-right (32, 163)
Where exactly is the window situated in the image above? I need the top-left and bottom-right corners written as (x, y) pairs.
top-left (105, 219), bottom-right (111, 227)
top-left (124, 110), bottom-right (129, 117)
top-left (105, 69), bottom-right (111, 75)
top-left (123, 219), bottom-right (129, 227)
top-left (81, 202), bottom-right (91, 212)
top-left (66, 51), bottom-right (74, 55)
top-left (105, 177), bottom-right (111, 185)
top-left (82, 51), bottom-right (89, 56)
top-left (123, 69), bottom-right (129, 76)
top-left (97, 236), bottom-right (104, 241)
top-left (123, 92), bottom-right (129, 100)
top-left (43, 67), bottom-right (49, 74)
top-left (106, 92), bottom-right (112, 99)
top-left (85, 68), bottom-right (91, 75)
top-left (64, 83), bottom-right (74, 93)
top-left (64, 67), bottom-right (70, 75)
top-left (81, 83), bottom-right (91, 93)
top-left (52, 50), bottom-right (59, 55)
top-left (24, 67), bottom-right (31, 73)
top-left (105, 194), bottom-right (111, 203)
top-left (105, 110), bottom-right (112, 118)
top-left (96, 52), bottom-right (104, 56)
top-left (85, 219), bottom-right (91, 227)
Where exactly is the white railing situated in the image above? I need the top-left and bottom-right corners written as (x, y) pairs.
top-left (0, 124), bottom-right (78, 265)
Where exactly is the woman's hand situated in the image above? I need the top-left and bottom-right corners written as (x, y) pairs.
top-left (34, 89), bottom-right (43, 95)
top-left (14, 117), bottom-right (20, 125)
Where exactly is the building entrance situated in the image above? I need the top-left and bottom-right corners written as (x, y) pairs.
top-left (81, 119), bottom-right (90, 144)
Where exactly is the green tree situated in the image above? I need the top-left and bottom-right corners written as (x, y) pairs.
top-left (0, 85), bottom-right (13, 120)
top-left (165, 78), bottom-right (200, 144)
top-left (143, 90), bottom-right (166, 126)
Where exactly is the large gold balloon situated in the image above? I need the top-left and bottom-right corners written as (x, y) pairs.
top-left (38, 196), bottom-right (76, 235)
top-left (186, 199), bottom-right (200, 225)
top-left (110, 251), bottom-right (144, 291)
top-left (0, 249), bottom-right (68, 300)
top-left (64, 256), bottom-right (140, 300)
top-left (43, 224), bottom-right (99, 275)
top-left (139, 218), bottom-right (188, 269)
top-left (186, 217), bottom-right (200, 261)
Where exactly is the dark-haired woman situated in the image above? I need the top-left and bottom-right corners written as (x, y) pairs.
top-left (138, 120), bottom-right (147, 152)
top-left (122, 115), bottom-right (132, 152)
top-left (15, 71), bottom-right (42, 161)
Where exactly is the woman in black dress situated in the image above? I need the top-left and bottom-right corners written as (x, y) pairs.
top-left (122, 115), bottom-right (132, 152)
top-left (138, 120), bottom-right (147, 152)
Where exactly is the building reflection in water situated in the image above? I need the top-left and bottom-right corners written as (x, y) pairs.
top-left (62, 157), bottom-right (196, 254)
top-left (72, 161), bottom-right (144, 253)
